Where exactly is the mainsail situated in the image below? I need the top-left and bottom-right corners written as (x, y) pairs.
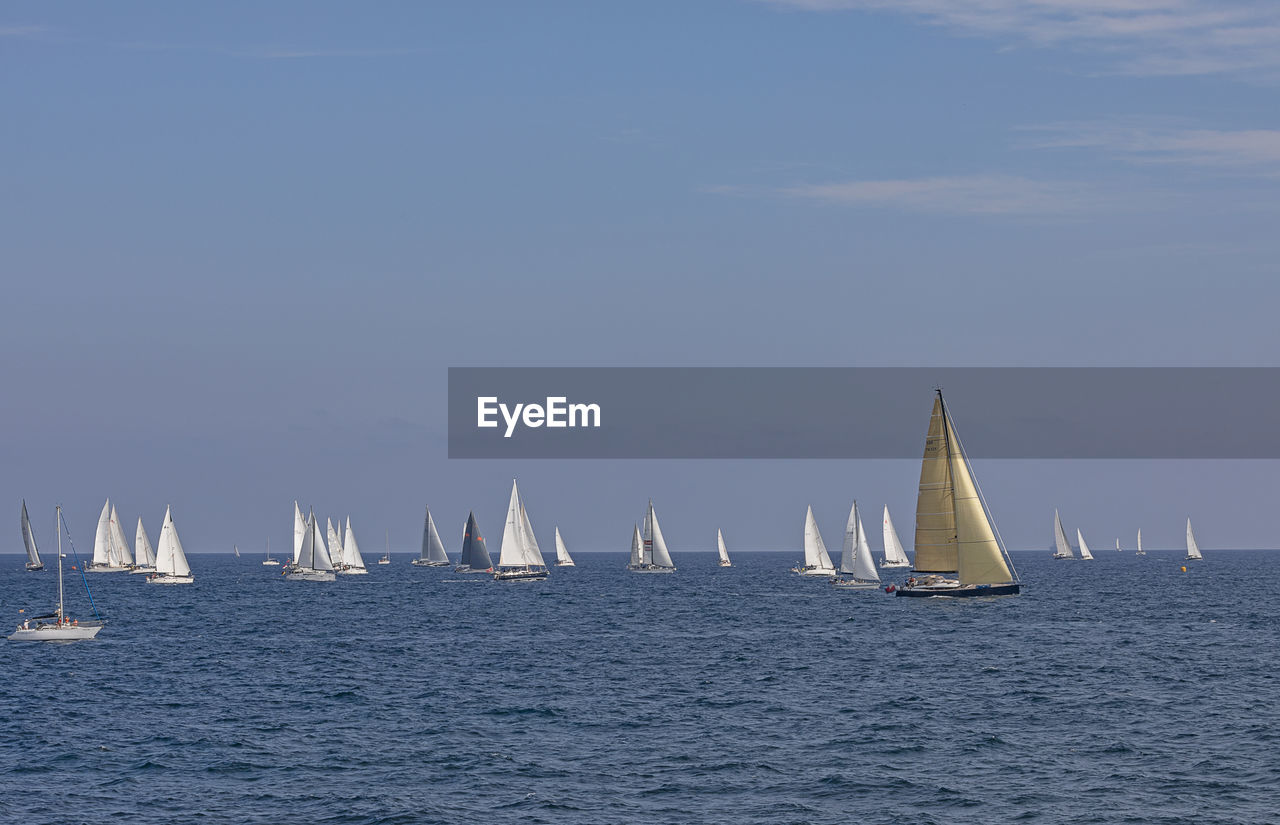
top-left (1053, 510), bottom-right (1075, 559)
top-left (840, 501), bottom-right (880, 582)
top-left (343, 517), bottom-right (367, 569)
top-left (629, 524), bottom-right (643, 567)
top-left (155, 506), bottom-right (192, 578)
top-left (1077, 528), bottom-right (1094, 560)
top-left (643, 500), bottom-right (675, 569)
top-left (293, 501), bottom-right (306, 563)
top-left (881, 506), bottom-right (909, 566)
top-left (460, 511), bottom-right (493, 570)
top-left (20, 500), bottom-right (42, 568)
top-left (110, 504), bottom-right (135, 567)
top-left (1186, 519), bottom-right (1203, 560)
top-left (421, 507), bottom-right (449, 563)
top-left (135, 518), bottom-right (156, 567)
top-left (554, 527), bottom-right (575, 566)
top-left (803, 506), bottom-right (835, 572)
top-left (716, 528), bottom-right (731, 566)
top-left (93, 499), bottom-right (114, 567)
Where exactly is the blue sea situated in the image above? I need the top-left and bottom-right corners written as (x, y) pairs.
top-left (3, 550), bottom-right (1277, 825)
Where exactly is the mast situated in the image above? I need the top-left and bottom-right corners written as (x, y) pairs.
top-left (57, 506), bottom-right (65, 620)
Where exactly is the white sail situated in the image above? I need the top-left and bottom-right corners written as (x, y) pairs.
top-left (881, 506), bottom-right (909, 566)
top-left (1137, 528), bottom-right (1144, 554)
top-left (135, 518), bottom-right (156, 567)
top-left (629, 524), bottom-right (643, 566)
top-left (311, 516), bottom-right (334, 571)
top-left (297, 511), bottom-right (316, 568)
top-left (1077, 528), bottom-right (1094, 560)
top-left (555, 527), bottom-right (575, 566)
top-left (716, 528), bottom-right (731, 566)
top-left (327, 518), bottom-right (342, 565)
top-left (293, 501), bottom-right (306, 563)
top-left (517, 500), bottom-right (547, 568)
top-left (803, 506), bottom-right (835, 572)
top-left (110, 504), bottom-right (135, 566)
top-left (423, 508), bottom-right (449, 563)
top-left (1116, 538), bottom-right (1121, 552)
top-left (93, 499), bottom-right (113, 566)
top-left (498, 480), bottom-right (527, 568)
top-left (1053, 510), bottom-right (1075, 559)
top-left (155, 506), bottom-right (192, 577)
top-left (645, 501), bottom-right (675, 569)
top-left (840, 503), bottom-right (859, 574)
top-left (853, 507), bottom-right (880, 582)
top-left (20, 500), bottom-right (42, 568)
top-left (1186, 518), bottom-right (1203, 560)
top-left (343, 517), bottom-right (366, 569)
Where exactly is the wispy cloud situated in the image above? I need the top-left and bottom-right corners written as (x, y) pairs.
top-left (758, 0), bottom-right (1280, 78)
top-left (0, 24), bottom-right (48, 38)
top-left (725, 174), bottom-right (1096, 214)
top-left (1028, 120), bottom-right (1280, 175)
top-left (233, 46), bottom-right (421, 60)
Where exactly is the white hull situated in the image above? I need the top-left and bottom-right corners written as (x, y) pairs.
top-left (129, 565), bottom-right (156, 575)
top-left (555, 561), bottom-right (576, 567)
top-left (832, 578), bottom-right (879, 589)
top-left (1051, 553), bottom-right (1073, 560)
top-left (147, 573), bottom-right (194, 585)
top-left (411, 559), bottom-right (450, 567)
top-left (793, 566), bottom-right (834, 577)
top-left (879, 559), bottom-right (910, 569)
top-left (8, 623), bottom-right (103, 642)
top-left (262, 560), bottom-right (280, 566)
top-left (718, 561), bottom-right (732, 568)
top-left (494, 568), bottom-right (550, 582)
top-left (452, 565), bottom-right (492, 574)
top-left (283, 569), bottom-right (336, 582)
top-left (25, 563), bottom-right (44, 572)
top-left (85, 564), bottom-right (130, 573)
top-left (627, 564), bottom-right (675, 574)
top-left (338, 567), bottom-right (369, 575)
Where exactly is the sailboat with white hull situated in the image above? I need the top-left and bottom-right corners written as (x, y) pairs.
top-left (833, 501), bottom-right (881, 590)
top-left (494, 480), bottom-right (550, 582)
top-left (9, 506), bottom-right (105, 641)
top-left (284, 508), bottom-right (337, 581)
top-left (147, 506), bottom-right (194, 584)
top-left (87, 499), bottom-right (133, 572)
top-left (627, 500), bottom-right (676, 573)
top-left (1077, 529), bottom-right (1094, 560)
top-left (792, 506), bottom-right (836, 576)
top-left (1115, 538), bottom-right (1122, 553)
top-left (1052, 510), bottom-right (1075, 560)
top-left (454, 512), bottom-right (494, 573)
top-left (895, 390), bottom-right (1021, 598)
top-left (20, 499), bottom-right (43, 571)
top-left (130, 517), bottom-right (157, 574)
top-left (879, 506), bottom-right (910, 568)
top-left (1135, 529), bottom-right (1146, 556)
top-left (554, 527), bottom-right (576, 567)
top-left (338, 517), bottom-right (369, 574)
top-left (412, 506), bottom-right (451, 567)
top-left (1185, 519), bottom-right (1203, 561)
top-left (263, 537), bottom-right (279, 566)
top-left (716, 528), bottom-right (732, 568)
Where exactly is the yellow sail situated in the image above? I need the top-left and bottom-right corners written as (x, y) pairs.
top-left (944, 403), bottom-right (1014, 586)
top-left (913, 393), bottom-right (958, 572)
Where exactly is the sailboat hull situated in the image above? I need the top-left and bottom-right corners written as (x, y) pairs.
top-left (24, 563), bottom-right (44, 571)
top-left (411, 559), bottom-right (451, 567)
top-left (262, 560), bottom-right (280, 566)
top-left (493, 568), bottom-right (550, 582)
top-left (832, 578), bottom-right (878, 589)
top-left (338, 567), bottom-right (369, 575)
top-left (879, 560), bottom-right (910, 569)
top-left (146, 574), bottom-right (194, 585)
top-left (129, 566), bottom-right (156, 575)
top-left (627, 564), bottom-right (675, 574)
top-left (452, 565), bottom-right (492, 574)
top-left (792, 566), bottom-right (834, 577)
top-left (895, 582), bottom-right (1021, 598)
top-left (283, 569), bottom-right (336, 582)
top-left (8, 622), bottom-right (104, 641)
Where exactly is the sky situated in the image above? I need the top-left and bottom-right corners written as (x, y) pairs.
top-left (3, 1), bottom-right (1279, 557)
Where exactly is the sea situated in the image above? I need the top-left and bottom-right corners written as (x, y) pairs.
top-left (2, 550), bottom-right (1277, 825)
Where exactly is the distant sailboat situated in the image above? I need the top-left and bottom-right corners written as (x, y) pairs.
top-left (147, 506), bottom-right (194, 585)
top-left (263, 537), bottom-right (279, 566)
top-left (716, 528), bottom-right (732, 568)
top-left (233, 544), bottom-right (241, 559)
top-left (896, 390), bottom-right (1020, 598)
top-left (413, 507), bottom-right (451, 567)
top-left (628, 500), bottom-right (676, 573)
top-left (1115, 538), bottom-right (1122, 553)
top-left (494, 480), bottom-right (550, 582)
top-left (792, 506), bottom-right (835, 576)
top-left (378, 530), bottom-right (391, 565)
top-left (879, 506), bottom-right (910, 568)
top-left (454, 511), bottom-right (493, 573)
top-left (284, 508), bottom-right (337, 581)
top-left (9, 506), bottom-right (104, 641)
top-left (1076, 529), bottom-right (1094, 561)
top-left (554, 526), bottom-right (576, 567)
top-left (131, 517), bottom-right (157, 574)
top-left (339, 517), bottom-right (368, 574)
top-left (1185, 518), bottom-right (1203, 561)
top-left (1052, 510), bottom-right (1075, 560)
top-left (20, 499), bottom-right (43, 571)
top-left (833, 501), bottom-right (880, 589)
top-left (1136, 528), bottom-right (1146, 556)
top-left (88, 499), bottom-right (131, 572)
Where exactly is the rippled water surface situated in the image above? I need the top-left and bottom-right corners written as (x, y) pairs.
top-left (3, 550), bottom-right (1277, 824)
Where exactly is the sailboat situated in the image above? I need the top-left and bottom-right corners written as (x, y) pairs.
top-left (832, 501), bottom-right (880, 589)
top-left (454, 511), bottom-right (494, 573)
top-left (378, 531), bottom-right (391, 565)
top-left (263, 537), bottom-right (279, 566)
top-left (1115, 538), bottom-right (1122, 553)
top-left (554, 526), bottom-right (576, 567)
top-left (792, 506), bottom-right (835, 576)
top-left (412, 506), bottom-right (451, 567)
top-left (895, 390), bottom-right (1021, 598)
top-left (1052, 510), bottom-right (1075, 559)
top-left (20, 499), bottom-right (43, 571)
top-left (494, 480), bottom-right (550, 581)
top-left (233, 544), bottom-right (241, 559)
top-left (147, 506), bottom-right (194, 584)
top-left (131, 517), bottom-right (157, 574)
top-left (284, 508), bottom-right (337, 581)
top-left (1076, 529), bottom-right (1094, 560)
top-left (9, 506), bottom-right (104, 641)
top-left (1185, 518), bottom-right (1203, 561)
top-left (1135, 529), bottom-right (1146, 556)
top-left (339, 517), bottom-right (369, 574)
top-left (716, 528), bottom-right (732, 568)
top-left (627, 500), bottom-right (676, 573)
top-left (879, 505), bottom-right (911, 568)
top-left (87, 499), bottom-right (132, 572)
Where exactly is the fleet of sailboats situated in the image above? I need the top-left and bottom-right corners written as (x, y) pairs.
top-left (284, 508), bottom-right (337, 581)
top-left (412, 507), bottom-right (451, 567)
top-left (716, 528), bottom-right (732, 568)
top-left (832, 501), bottom-right (880, 590)
top-left (628, 500), bottom-right (676, 573)
top-left (493, 480), bottom-right (550, 581)
top-left (793, 506), bottom-right (835, 576)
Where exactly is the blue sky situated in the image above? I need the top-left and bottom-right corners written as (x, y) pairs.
top-left (3, 1), bottom-right (1279, 556)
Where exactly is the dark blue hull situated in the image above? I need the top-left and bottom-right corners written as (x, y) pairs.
top-left (895, 582), bottom-right (1021, 598)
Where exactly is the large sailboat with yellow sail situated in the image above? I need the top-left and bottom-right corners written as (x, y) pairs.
top-left (895, 389), bottom-right (1021, 598)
